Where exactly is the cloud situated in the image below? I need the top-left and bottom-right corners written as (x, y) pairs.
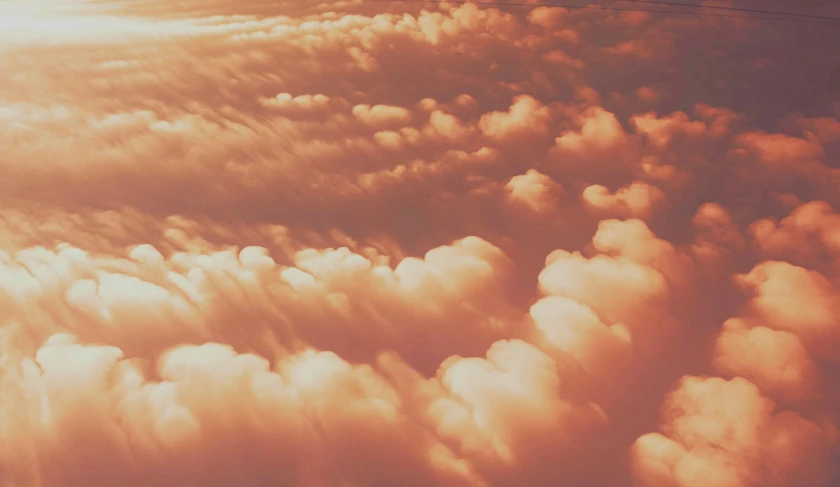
top-left (635, 86), bottom-right (660, 103)
top-left (749, 201), bottom-right (840, 271)
top-left (736, 131), bottom-right (824, 166)
top-left (581, 181), bottom-right (667, 220)
top-left (631, 376), bottom-right (836, 487)
top-left (631, 110), bottom-right (708, 148)
top-left (352, 104), bottom-right (414, 128)
top-left (479, 95), bottom-right (552, 143)
top-left (504, 169), bottom-right (562, 213)
top-left (0, 0), bottom-right (839, 486)
top-left (735, 261), bottom-right (840, 358)
top-left (713, 318), bottom-right (822, 403)
top-left (0, 334), bottom-right (487, 487)
top-left (690, 203), bottom-right (745, 276)
top-left (554, 106), bottom-right (630, 154)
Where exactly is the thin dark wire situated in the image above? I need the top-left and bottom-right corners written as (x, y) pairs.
top-left (679, 4), bottom-right (836, 117)
top-left (785, 0), bottom-right (840, 103)
top-left (618, 0), bottom-right (840, 21)
top-left (781, 0), bottom-right (826, 16)
top-left (366, 0), bottom-right (840, 22)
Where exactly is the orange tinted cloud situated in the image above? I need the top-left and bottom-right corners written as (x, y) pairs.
top-left (504, 169), bottom-right (562, 213)
top-left (1, 0), bottom-right (839, 486)
top-left (582, 181), bottom-right (667, 220)
top-left (631, 376), bottom-right (836, 487)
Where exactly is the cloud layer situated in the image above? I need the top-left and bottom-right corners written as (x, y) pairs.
top-left (1, 1), bottom-right (839, 486)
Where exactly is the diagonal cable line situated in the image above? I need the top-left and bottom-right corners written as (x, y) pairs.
top-left (366, 0), bottom-right (840, 22)
top-left (618, 0), bottom-right (840, 21)
top-left (678, 3), bottom-right (838, 117)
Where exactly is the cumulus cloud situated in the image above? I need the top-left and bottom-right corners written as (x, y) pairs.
top-left (734, 261), bottom-right (840, 361)
top-left (555, 106), bottom-right (630, 154)
top-left (0, 1), bottom-right (839, 486)
top-left (713, 318), bottom-right (822, 403)
top-left (690, 203), bottom-right (745, 276)
top-left (504, 169), bottom-right (562, 213)
top-left (631, 376), bottom-right (837, 487)
top-left (749, 201), bottom-right (840, 271)
top-left (479, 95), bottom-right (552, 143)
top-left (581, 180), bottom-right (667, 220)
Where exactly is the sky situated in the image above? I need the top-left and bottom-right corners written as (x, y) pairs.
top-left (0, 0), bottom-right (839, 486)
